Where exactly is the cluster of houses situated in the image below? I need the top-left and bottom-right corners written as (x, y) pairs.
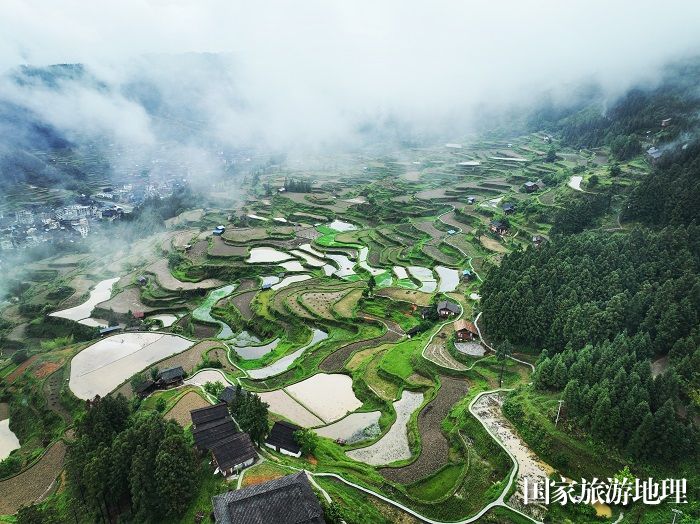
top-left (188, 386), bottom-right (304, 478)
top-left (191, 388), bottom-right (324, 523)
top-left (0, 180), bottom-right (183, 251)
top-left (191, 403), bottom-right (258, 477)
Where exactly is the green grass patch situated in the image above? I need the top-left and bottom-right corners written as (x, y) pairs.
top-left (405, 463), bottom-right (464, 501)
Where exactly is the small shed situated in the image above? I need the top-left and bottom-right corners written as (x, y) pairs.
top-left (265, 421), bottom-right (302, 458)
top-left (437, 300), bottom-right (460, 318)
top-left (99, 326), bottom-right (122, 337)
top-left (454, 319), bottom-right (479, 342)
top-left (218, 386), bottom-right (237, 405)
top-left (157, 366), bottom-right (185, 387)
top-left (489, 221), bottom-right (508, 235)
top-left (211, 433), bottom-right (257, 476)
top-left (502, 203), bottom-right (516, 214)
top-left (523, 181), bottom-right (539, 193)
top-left (133, 379), bottom-right (155, 398)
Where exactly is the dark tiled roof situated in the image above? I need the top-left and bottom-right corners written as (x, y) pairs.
top-left (193, 417), bottom-right (238, 450)
top-left (211, 433), bottom-right (257, 471)
top-left (158, 366), bottom-right (185, 382)
top-left (133, 379), bottom-right (154, 394)
top-left (212, 472), bottom-right (325, 524)
top-left (191, 403), bottom-right (230, 426)
top-left (265, 421), bottom-right (301, 455)
top-left (437, 300), bottom-right (460, 314)
top-left (219, 386), bottom-right (237, 404)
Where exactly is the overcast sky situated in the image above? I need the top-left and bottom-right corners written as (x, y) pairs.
top-left (1, 1), bottom-right (700, 150)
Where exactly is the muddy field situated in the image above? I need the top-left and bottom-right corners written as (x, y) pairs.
top-left (423, 324), bottom-right (467, 371)
top-left (319, 317), bottom-right (403, 372)
top-left (165, 391), bottom-right (210, 427)
top-left (146, 259), bottom-right (223, 291)
top-left (209, 237), bottom-right (248, 257)
top-left (376, 288), bottom-right (433, 306)
top-left (0, 441), bottom-right (67, 515)
top-left (380, 375), bottom-right (469, 484)
top-left (231, 290), bottom-right (258, 320)
top-left (97, 286), bottom-right (158, 314)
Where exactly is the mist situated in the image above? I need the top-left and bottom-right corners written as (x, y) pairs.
top-left (0, 0), bottom-right (699, 160)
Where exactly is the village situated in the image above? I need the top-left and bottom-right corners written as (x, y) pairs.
top-left (0, 128), bottom-right (660, 523)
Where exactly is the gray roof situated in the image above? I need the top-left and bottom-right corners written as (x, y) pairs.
top-left (158, 366), bottom-right (185, 382)
top-left (212, 472), bottom-right (325, 524)
top-left (437, 300), bottom-right (460, 314)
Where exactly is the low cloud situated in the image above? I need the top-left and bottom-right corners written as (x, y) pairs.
top-left (0, 1), bottom-right (699, 153)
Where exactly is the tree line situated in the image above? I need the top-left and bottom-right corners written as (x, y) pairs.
top-left (481, 225), bottom-right (700, 463)
top-left (61, 395), bottom-right (198, 523)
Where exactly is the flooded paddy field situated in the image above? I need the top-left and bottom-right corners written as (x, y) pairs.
top-left (247, 329), bottom-right (327, 379)
top-left (314, 411), bottom-right (381, 443)
top-left (50, 276), bottom-right (119, 322)
top-left (69, 333), bottom-right (193, 399)
top-left (346, 390), bottom-right (424, 465)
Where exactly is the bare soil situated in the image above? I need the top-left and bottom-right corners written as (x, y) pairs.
top-left (165, 390), bottom-right (209, 427)
top-left (320, 316), bottom-right (403, 372)
top-left (380, 375), bottom-right (469, 484)
top-left (0, 441), bottom-right (67, 515)
top-left (231, 290), bottom-right (258, 320)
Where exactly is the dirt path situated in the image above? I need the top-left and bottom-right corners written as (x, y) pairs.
top-left (472, 392), bottom-right (551, 521)
top-left (0, 440), bottom-right (67, 515)
top-left (380, 375), bottom-right (469, 484)
top-left (319, 315), bottom-right (404, 372)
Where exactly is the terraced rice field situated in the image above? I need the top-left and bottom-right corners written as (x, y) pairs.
top-left (332, 288), bottom-right (363, 318)
top-left (192, 284), bottom-right (238, 338)
top-left (315, 411), bottom-right (381, 443)
top-left (222, 227), bottom-right (269, 243)
top-left (319, 317), bottom-right (404, 372)
top-left (285, 373), bottom-right (363, 423)
top-left (424, 324), bottom-right (467, 371)
top-left (435, 266), bottom-right (460, 292)
top-left (97, 286), bottom-right (158, 315)
top-left (0, 417), bottom-right (20, 460)
top-left (301, 287), bottom-right (359, 319)
top-left (247, 329), bottom-right (328, 379)
top-left (380, 375), bottom-right (469, 483)
top-left (258, 389), bottom-right (324, 427)
top-left (69, 333), bottom-right (193, 399)
top-left (346, 390), bottom-right (424, 465)
top-left (50, 276), bottom-right (119, 321)
top-left (246, 246), bottom-right (293, 263)
top-left (185, 369), bottom-right (233, 388)
top-left (233, 338), bottom-right (280, 360)
top-left (209, 237), bottom-right (248, 257)
top-left (0, 441), bottom-right (67, 515)
top-left (272, 274), bottom-right (312, 290)
top-left (231, 290), bottom-right (258, 320)
top-left (165, 390), bottom-right (210, 426)
top-left (147, 259), bottom-right (222, 290)
top-left (407, 266), bottom-right (437, 293)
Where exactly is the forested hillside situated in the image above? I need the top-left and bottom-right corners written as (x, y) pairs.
top-left (482, 65), bottom-right (700, 473)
